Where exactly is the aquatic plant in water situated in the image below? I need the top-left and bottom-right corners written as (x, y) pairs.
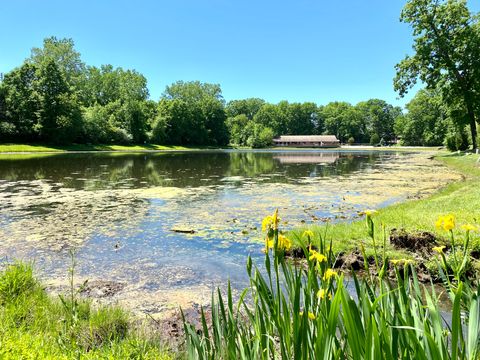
top-left (183, 210), bottom-right (480, 359)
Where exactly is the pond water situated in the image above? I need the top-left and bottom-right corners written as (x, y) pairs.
top-left (0, 150), bottom-right (460, 315)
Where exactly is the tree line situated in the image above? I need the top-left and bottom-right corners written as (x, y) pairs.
top-left (0, 1), bottom-right (479, 150)
top-left (0, 39), bottom-right (402, 148)
top-left (0, 38), bottom-right (442, 149)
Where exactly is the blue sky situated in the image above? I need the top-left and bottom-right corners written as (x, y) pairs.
top-left (1, 0), bottom-right (479, 107)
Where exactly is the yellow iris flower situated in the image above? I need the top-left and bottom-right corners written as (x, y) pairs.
top-left (317, 288), bottom-right (332, 300)
top-left (279, 234), bottom-right (292, 250)
top-left (435, 215), bottom-right (455, 231)
top-left (432, 245), bottom-right (446, 254)
top-left (272, 209), bottom-right (279, 230)
top-left (461, 224), bottom-right (477, 232)
top-left (300, 311), bottom-right (316, 320)
top-left (303, 230), bottom-right (314, 239)
top-left (323, 268), bottom-right (337, 281)
top-left (266, 234), bottom-right (292, 251)
top-left (262, 215), bottom-right (273, 232)
top-left (309, 249), bottom-right (327, 263)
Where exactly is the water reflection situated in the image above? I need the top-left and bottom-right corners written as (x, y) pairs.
top-left (0, 150), bottom-right (382, 190)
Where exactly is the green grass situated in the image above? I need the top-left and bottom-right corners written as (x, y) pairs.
top-left (288, 151), bottom-right (480, 260)
top-left (1, 143), bottom-right (443, 153)
top-left (0, 262), bottom-right (173, 359)
top-left (0, 143), bottom-right (207, 153)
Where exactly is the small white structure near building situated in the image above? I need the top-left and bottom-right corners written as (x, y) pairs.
top-left (273, 135), bottom-right (340, 148)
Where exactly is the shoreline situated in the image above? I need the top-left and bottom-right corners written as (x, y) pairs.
top-left (0, 143), bottom-right (442, 154)
top-left (286, 151), bottom-right (480, 278)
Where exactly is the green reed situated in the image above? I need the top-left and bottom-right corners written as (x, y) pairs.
top-left (183, 211), bottom-right (480, 359)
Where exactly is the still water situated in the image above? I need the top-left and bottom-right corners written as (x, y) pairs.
top-left (0, 150), bottom-right (459, 313)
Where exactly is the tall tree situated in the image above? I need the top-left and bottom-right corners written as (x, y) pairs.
top-left (159, 81), bottom-right (228, 146)
top-left (1, 63), bottom-right (41, 141)
top-left (321, 102), bottom-right (364, 142)
top-left (253, 103), bottom-right (287, 136)
top-left (395, 88), bottom-right (448, 146)
top-left (284, 102), bottom-right (318, 135)
top-left (226, 98), bottom-right (265, 120)
top-left (37, 61), bottom-right (82, 143)
top-left (28, 37), bottom-right (86, 88)
top-left (394, 0), bottom-right (480, 149)
top-left (356, 99), bottom-right (398, 142)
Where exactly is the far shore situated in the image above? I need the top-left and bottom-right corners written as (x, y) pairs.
top-left (0, 143), bottom-right (443, 154)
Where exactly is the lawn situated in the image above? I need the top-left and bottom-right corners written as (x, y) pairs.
top-left (288, 152), bottom-right (480, 260)
top-left (0, 143), bottom-right (197, 153)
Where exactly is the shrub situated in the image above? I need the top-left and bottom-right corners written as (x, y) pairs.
top-left (370, 133), bottom-right (380, 146)
top-left (445, 130), bottom-right (470, 151)
top-left (0, 262), bottom-right (37, 305)
top-left (347, 136), bottom-right (355, 145)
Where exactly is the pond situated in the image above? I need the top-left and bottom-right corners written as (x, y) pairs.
top-left (0, 150), bottom-right (460, 315)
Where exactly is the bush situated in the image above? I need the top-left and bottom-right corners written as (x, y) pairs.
top-left (149, 115), bottom-right (167, 144)
top-left (370, 133), bottom-right (380, 146)
top-left (347, 137), bottom-right (355, 145)
top-left (445, 130), bottom-right (469, 151)
top-left (0, 122), bottom-right (17, 141)
top-left (245, 123), bottom-right (274, 148)
top-left (0, 262), bottom-right (37, 305)
top-left (109, 127), bottom-right (133, 144)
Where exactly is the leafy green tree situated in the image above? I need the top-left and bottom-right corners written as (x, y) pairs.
top-left (36, 61), bottom-right (82, 143)
top-left (395, 89), bottom-right (448, 146)
top-left (1, 63), bottom-right (41, 141)
top-left (245, 122), bottom-right (274, 148)
top-left (321, 102), bottom-right (364, 142)
top-left (82, 65), bottom-right (149, 106)
top-left (81, 65), bottom-right (152, 143)
top-left (284, 102), bottom-right (319, 135)
top-left (226, 98), bottom-right (265, 120)
top-left (394, 0), bottom-right (480, 149)
top-left (253, 103), bottom-right (287, 136)
top-left (159, 81), bottom-right (228, 146)
top-left (356, 99), bottom-right (398, 142)
top-left (28, 37), bottom-right (86, 88)
top-left (0, 83), bottom-right (16, 140)
top-left (226, 114), bottom-right (250, 146)
top-left (370, 133), bottom-right (380, 146)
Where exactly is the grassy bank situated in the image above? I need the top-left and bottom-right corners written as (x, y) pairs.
top-left (289, 152), bottom-right (480, 264)
top-left (0, 262), bottom-right (172, 359)
top-left (0, 143), bottom-right (203, 153)
top-left (0, 143), bottom-right (443, 153)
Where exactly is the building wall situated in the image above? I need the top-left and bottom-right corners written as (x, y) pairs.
top-left (274, 141), bottom-right (340, 148)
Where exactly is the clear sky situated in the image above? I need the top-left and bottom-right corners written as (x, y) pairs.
top-left (1, 0), bottom-right (479, 107)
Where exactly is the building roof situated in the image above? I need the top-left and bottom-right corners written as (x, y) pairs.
top-left (273, 135), bottom-right (339, 142)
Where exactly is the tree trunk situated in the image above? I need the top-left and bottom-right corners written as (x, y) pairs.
top-left (466, 102), bottom-right (477, 150)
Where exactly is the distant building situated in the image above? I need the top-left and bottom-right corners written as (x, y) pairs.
top-left (273, 135), bottom-right (340, 148)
